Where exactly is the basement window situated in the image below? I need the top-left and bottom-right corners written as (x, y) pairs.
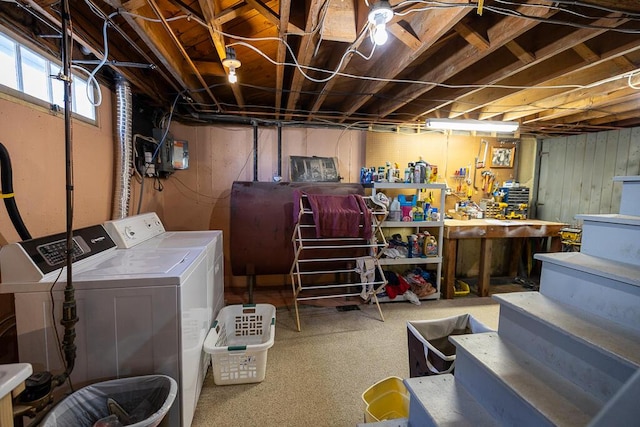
top-left (0, 31), bottom-right (96, 122)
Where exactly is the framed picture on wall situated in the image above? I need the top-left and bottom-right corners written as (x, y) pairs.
top-left (290, 156), bottom-right (340, 182)
top-left (491, 146), bottom-right (515, 168)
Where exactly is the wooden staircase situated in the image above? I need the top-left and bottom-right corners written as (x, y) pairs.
top-left (404, 175), bottom-right (640, 427)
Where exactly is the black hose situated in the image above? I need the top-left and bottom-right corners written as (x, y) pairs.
top-left (0, 142), bottom-right (32, 240)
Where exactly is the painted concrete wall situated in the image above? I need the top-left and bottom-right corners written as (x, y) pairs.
top-left (0, 88), bottom-right (114, 245)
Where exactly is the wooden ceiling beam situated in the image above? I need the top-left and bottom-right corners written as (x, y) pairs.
top-left (122, 0), bottom-right (147, 10)
top-left (284, 0), bottom-right (325, 120)
top-left (320, 0), bottom-right (357, 43)
top-left (102, 0), bottom-right (213, 104)
top-left (192, 61), bottom-right (226, 76)
top-left (544, 97), bottom-right (640, 125)
top-left (307, 29), bottom-right (369, 119)
top-left (245, 0), bottom-right (303, 34)
top-left (504, 78), bottom-right (627, 122)
top-left (337, 0), bottom-right (471, 121)
top-left (522, 83), bottom-right (640, 123)
top-left (388, 22), bottom-right (422, 51)
top-left (245, 0), bottom-right (282, 29)
top-left (312, 4), bottom-right (460, 123)
top-left (572, 43), bottom-right (600, 63)
top-left (376, 1), bottom-right (556, 119)
top-left (165, 0), bottom-right (203, 19)
top-left (307, 1), bottom-right (374, 118)
top-left (488, 39), bottom-right (640, 121)
top-left (414, 12), bottom-right (626, 121)
top-left (198, 0), bottom-right (245, 110)
top-left (436, 15), bottom-right (626, 119)
top-left (589, 106), bottom-right (640, 126)
top-left (18, 0), bottom-right (176, 100)
top-left (505, 41), bottom-right (535, 64)
top-left (454, 21), bottom-right (489, 50)
top-left (465, 48), bottom-right (627, 120)
top-left (146, 0), bottom-right (221, 106)
top-left (214, 3), bottom-right (254, 25)
top-left (275, 0), bottom-right (291, 119)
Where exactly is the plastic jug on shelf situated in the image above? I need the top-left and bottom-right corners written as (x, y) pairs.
top-left (389, 197), bottom-right (402, 221)
top-left (424, 235), bottom-right (438, 256)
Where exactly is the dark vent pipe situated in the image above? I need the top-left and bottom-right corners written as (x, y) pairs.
top-left (277, 123), bottom-right (282, 177)
top-left (0, 143), bottom-right (31, 240)
top-left (252, 121), bottom-right (258, 181)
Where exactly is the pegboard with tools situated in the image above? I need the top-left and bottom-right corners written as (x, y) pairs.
top-left (471, 139), bottom-right (517, 199)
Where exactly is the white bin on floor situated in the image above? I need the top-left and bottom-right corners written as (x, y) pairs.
top-left (203, 303), bottom-right (276, 385)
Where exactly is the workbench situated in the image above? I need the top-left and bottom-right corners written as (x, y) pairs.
top-left (442, 219), bottom-right (567, 299)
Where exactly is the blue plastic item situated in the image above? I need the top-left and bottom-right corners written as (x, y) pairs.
top-left (398, 194), bottom-right (416, 206)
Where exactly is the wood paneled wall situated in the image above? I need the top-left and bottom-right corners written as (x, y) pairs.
top-left (537, 127), bottom-right (640, 224)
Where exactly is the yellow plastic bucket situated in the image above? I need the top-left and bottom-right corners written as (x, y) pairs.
top-left (361, 376), bottom-right (409, 422)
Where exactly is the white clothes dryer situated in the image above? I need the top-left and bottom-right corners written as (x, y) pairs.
top-left (103, 212), bottom-right (224, 322)
top-left (0, 225), bottom-right (210, 427)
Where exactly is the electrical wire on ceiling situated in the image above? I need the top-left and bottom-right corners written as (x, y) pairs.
top-left (393, 2), bottom-right (475, 16)
top-left (492, 0), bottom-right (637, 20)
top-left (225, 37), bottom-right (640, 92)
top-left (395, 0), bottom-right (640, 19)
top-left (112, 5), bottom-right (640, 93)
top-left (14, 0), bottom-right (638, 132)
top-left (483, 5), bottom-right (640, 33)
top-left (393, 0), bottom-right (640, 21)
top-left (178, 85), bottom-right (636, 128)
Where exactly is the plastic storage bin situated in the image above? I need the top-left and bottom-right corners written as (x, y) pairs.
top-left (361, 376), bottom-right (410, 422)
top-left (454, 280), bottom-right (470, 297)
top-left (407, 314), bottom-right (493, 377)
top-left (39, 375), bottom-right (177, 427)
top-left (203, 303), bottom-right (276, 385)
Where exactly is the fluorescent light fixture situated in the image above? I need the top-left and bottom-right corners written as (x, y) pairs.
top-left (426, 118), bottom-right (519, 133)
top-left (368, 1), bottom-right (393, 46)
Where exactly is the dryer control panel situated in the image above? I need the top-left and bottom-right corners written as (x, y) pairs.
top-left (0, 225), bottom-right (116, 283)
top-left (103, 212), bottom-right (165, 249)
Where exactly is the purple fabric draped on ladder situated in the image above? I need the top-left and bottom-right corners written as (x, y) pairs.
top-left (304, 193), bottom-right (372, 238)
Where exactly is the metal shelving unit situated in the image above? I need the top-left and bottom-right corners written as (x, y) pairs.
top-left (372, 182), bottom-right (446, 302)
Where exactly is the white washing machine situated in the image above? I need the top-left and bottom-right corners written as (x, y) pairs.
top-left (103, 212), bottom-right (224, 323)
top-left (0, 224), bottom-right (214, 427)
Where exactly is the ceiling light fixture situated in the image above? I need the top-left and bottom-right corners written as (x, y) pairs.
top-left (368, 1), bottom-right (393, 46)
top-left (425, 118), bottom-right (519, 133)
top-left (222, 47), bottom-right (241, 84)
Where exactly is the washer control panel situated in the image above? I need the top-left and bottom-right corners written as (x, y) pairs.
top-left (103, 212), bottom-right (165, 248)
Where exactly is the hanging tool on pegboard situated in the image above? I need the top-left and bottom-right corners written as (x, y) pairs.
top-left (481, 170), bottom-right (496, 194)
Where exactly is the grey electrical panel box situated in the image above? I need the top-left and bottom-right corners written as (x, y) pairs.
top-left (152, 128), bottom-right (175, 177)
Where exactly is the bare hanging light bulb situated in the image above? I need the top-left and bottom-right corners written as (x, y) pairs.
top-left (372, 16), bottom-right (388, 46)
top-left (228, 67), bottom-right (237, 84)
top-left (222, 46), bottom-right (241, 84)
top-left (368, 1), bottom-right (393, 46)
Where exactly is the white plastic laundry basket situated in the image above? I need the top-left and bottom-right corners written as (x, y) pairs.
top-left (203, 304), bottom-right (276, 385)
